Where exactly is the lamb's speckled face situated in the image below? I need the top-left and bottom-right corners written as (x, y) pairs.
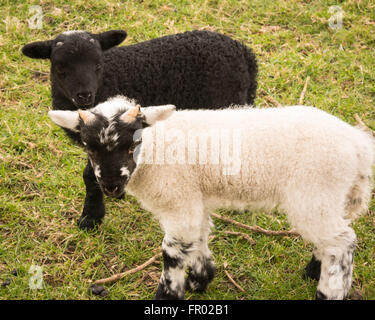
top-left (78, 108), bottom-right (144, 198)
top-left (49, 101), bottom-right (176, 197)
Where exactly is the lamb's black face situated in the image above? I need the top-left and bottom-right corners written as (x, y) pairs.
top-left (51, 32), bottom-right (103, 108)
top-left (80, 112), bottom-right (143, 198)
top-left (22, 30), bottom-right (127, 109)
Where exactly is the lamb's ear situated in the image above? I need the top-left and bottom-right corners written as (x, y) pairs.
top-left (22, 40), bottom-right (53, 59)
top-left (95, 30), bottom-right (127, 51)
top-left (48, 110), bottom-right (80, 132)
top-left (140, 105), bottom-right (176, 125)
top-left (78, 110), bottom-right (96, 125)
top-left (119, 105), bottom-right (140, 124)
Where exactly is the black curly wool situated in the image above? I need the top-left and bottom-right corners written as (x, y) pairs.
top-left (95, 30), bottom-right (258, 108)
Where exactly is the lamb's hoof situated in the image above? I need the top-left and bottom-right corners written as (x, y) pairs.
top-left (185, 263), bottom-right (216, 293)
top-left (185, 277), bottom-right (208, 293)
top-left (154, 283), bottom-right (184, 300)
top-left (303, 255), bottom-right (321, 281)
top-left (77, 215), bottom-right (102, 230)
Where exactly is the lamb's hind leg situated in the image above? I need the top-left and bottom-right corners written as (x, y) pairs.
top-left (315, 228), bottom-right (356, 300)
top-left (299, 224), bottom-right (355, 299)
top-left (303, 249), bottom-right (322, 281)
top-left (284, 192), bottom-right (356, 300)
top-left (310, 173), bottom-right (370, 295)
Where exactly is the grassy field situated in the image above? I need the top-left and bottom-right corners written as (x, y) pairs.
top-left (0, 0), bottom-right (374, 300)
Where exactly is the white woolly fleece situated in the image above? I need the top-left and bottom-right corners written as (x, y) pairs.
top-left (126, 106), bottom-right (374, 246)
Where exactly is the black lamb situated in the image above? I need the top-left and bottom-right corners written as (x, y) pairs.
top-left (22, 29), bottom-right (258, 230)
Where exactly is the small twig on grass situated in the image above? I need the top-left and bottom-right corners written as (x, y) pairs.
top-left (264, 95), bottom-right (281, 107)
top-left (16, 160), bottom-right (34, 170)
top-left (354, 113), bottom-right (375, 136)
top-left (222, 230), bottom-right (256, 245)
top-left (2, 120), bottom-right (12, 135)
top-left (211, 212), bottom-right (299, 237)
top-left (258, 88), bottom-right (281, 107)
top-left (223, 261), bottom-right (245, 292)
top-left (94, 252), bottom-right (162, 285)
top-left (299, 76), bottom-right (310, 105)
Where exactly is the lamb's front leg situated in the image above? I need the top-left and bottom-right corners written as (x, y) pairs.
top-left (185, 247), bottom-right (216, 293)
top-left (77, 160), bottom-right (105, 230)
top-left (185, 216), bottom-right (216, 293)
top-left (155, 235), bottom-right (191, 300)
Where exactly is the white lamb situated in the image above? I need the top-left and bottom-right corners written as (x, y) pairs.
top-left (49, 96), bottom-right (374, 300)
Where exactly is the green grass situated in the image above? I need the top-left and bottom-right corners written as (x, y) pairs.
top-left (0, 0), bottom-right (374, 300)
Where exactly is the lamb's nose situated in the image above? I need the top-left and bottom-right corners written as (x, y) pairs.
top-left (76, 92), bottom-right (93, 104)
top-left (104, 185), bottom-right (118, 195)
